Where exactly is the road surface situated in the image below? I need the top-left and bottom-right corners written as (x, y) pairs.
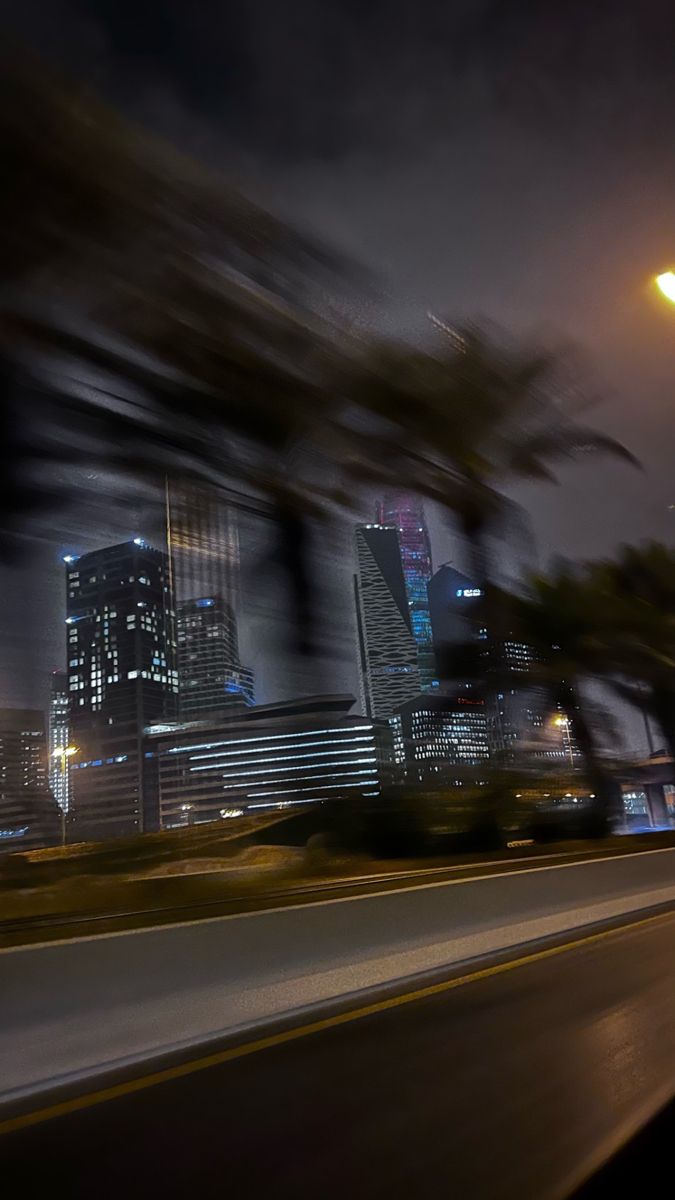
top-left (2, 907), bottom-right (675, 1199)
top-left (6, 843), bottom-right (675, 1099)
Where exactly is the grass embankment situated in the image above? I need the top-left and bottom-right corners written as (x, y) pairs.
top-left (0, 811), bottom-right (306, 922)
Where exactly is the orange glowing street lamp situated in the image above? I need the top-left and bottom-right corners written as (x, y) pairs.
top-left (655, 271), bottom-right (675, 304)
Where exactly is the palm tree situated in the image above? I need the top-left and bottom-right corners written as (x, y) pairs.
top-left (487, 568), bottom-right (624, 817)
top-left (341, 327), bottom-right (637, 588)
top-left (0, 64), bottom-right (637, 563)
top-left (0, 60), bottom-right (639, 663)
top-left (0, 58), bottom-right (359, 543)
top-left (0, 58), bottom-right (362, 645)
top-left (588, 543), bottom-right (675, 764)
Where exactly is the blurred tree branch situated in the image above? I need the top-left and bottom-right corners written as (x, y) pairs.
top-left (0, 55), bottom-right (638, 656)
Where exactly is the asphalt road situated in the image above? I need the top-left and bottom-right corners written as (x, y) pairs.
top-left (3, 909), bottom-right (675, 1199)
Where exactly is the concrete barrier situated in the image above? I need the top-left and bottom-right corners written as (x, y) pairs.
top-left (3, 846), bottom-right (675, 1103)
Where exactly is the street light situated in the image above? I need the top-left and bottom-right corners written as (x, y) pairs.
top-left (552, 715), bottom-right (575, 768)
top-left (655, 271), bottom-right (675, 304)
top-left (52, 745), bottom-right (77, 846)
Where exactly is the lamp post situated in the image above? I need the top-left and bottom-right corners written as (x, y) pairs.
top-left (553, 714), bottom-right (575, 769)
top-left (52, 745), bottom-right (77, 846)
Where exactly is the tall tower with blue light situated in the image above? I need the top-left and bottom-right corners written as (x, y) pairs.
top-left (377, 494), bottom-right (437, 692)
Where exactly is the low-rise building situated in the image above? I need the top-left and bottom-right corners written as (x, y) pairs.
top-left (0, 708), bottom-right (59, 852)
top-left (145, 695), bottom-right (384, 828)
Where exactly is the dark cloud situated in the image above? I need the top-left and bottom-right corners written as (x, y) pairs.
top-left (6, 1), bottom-right (675, 162)
top-left (63, 2), bottom-right (675, 160)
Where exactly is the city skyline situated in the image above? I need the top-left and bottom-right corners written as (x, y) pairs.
top-left (0, 504), bottom-right (599, 845)
top-left (15, 504), bottom-right (430, 840)
top-left (0, 493), bottom-right (653, 759)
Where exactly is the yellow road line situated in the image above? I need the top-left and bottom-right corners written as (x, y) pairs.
top-left (2, 905), bottom-right (675, 1138)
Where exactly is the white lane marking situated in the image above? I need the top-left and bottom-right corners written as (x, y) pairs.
top-left (3, 844), bottom-right (675, 956)
top-left (316, 846), bottom-right (612, 886)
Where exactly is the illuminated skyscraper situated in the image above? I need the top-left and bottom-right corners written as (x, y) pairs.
top-left (398, 693), bottom-right (490, 780)
top-left (178, 596), bottom-right (254, 718)
top-left (377, 494), bottom-right (437, 691)
top-left (428, 563), bottom-right (576, 761)
top-left (48, 671), bottom-right (70, 814)
top-left (66, 539), bottom-right (178, 840)
top-left (354, 524), bottom-right (421, 718)
top-left (168, 479), bottom-right (254, 710)
top-left (167, 479), bottom-right (240, 605)
top-left (428, 565), bottom-right (482, 659)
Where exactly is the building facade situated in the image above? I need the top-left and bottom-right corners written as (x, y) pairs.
top-left (169, 480), bottom-right (254, 718)
top-left (66, 539), bottom-right (178, 841)
top-left (486, 635), bottom-right (540, 758)
top-left (48, 671), bottom-right (71, 815)
top-left (145, 695), bottom-right (382, 827)
top-left (428, 564), bottom-right (484, 669)
top-left (178, 596), bottom-right (254, 720)
top-left (428, 563), bottom-right (578, 761)
top-left (354, 524), bottom-right (421, 719)
top-left (168, 479), bottom-right (240, 605)
top-left (378, 494), bottom-right (437, 691)
top-left (397, 694), bottom-right (490, 781)
top-left (0, 708), bottom-right (58, 852)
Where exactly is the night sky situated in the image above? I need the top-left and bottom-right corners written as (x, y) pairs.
top-left (1, 1), bottom-right (674, 749)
